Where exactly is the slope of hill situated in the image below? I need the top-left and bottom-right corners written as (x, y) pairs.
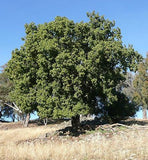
top-left (0, 119), bottom-right (148, 160)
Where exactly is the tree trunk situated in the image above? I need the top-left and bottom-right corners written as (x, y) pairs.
top-left (43, 118), bottom-right (48, 126)
top-left (71, 115), bottom-right (80, 130)
top-left (12, 113), bottom-right (15, 122)
top-left (142, 108), bottom-right (147, 119)
top-left (24, 113), bottom-right (30, 127)
top-left (0, 111), bottom-right (2, 119)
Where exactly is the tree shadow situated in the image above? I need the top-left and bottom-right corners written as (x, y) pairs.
top-left (0, 120), bottom-right (10, 123)
top-left (57, 126), bottom-right (86, 137)
top-left (56, 118), bottom-right (103, 137)
top-left (56, 118), bottom-right (148, 137)
top-left (121, 119), bottom-right (148, 126)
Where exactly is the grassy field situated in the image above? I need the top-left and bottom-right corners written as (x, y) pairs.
top-left (0, 120), bottom-right (148, 160)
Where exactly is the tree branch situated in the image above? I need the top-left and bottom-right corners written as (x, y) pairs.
top-left (4, 102), bottom-right (22, 113)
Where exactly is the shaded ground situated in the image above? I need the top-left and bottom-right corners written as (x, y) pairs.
top-left (56, 118), bottom-right (148, 136)
top-left (121, 119), bottom-right (148, 126)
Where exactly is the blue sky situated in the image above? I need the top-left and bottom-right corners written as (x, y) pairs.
top-left (0, 0), bottom-right (148, 67)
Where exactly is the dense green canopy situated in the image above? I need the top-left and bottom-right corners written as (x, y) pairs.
top-left (5, 12), bottom-right (142, 123)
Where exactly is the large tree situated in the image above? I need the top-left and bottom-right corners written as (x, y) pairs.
top-left (6, 11), bottom-right (142, 128)
top-left (133, 54), bottom-right (148, 119)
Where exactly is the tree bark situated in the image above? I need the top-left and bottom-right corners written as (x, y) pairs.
top-left (43, 118), bottom-right (48, 126)
top-left (71, 115), bottom-right (80, 130)
top-left (24, 113), bottom-right (30, 127)
top-left (0, 111), bottom-right (2, 119)
top-left (142, 108), bottom-right (147, 119)
top-left (12, 113), bottom-right (15, 122)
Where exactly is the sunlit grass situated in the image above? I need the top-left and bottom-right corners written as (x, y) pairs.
top-left (0, 122), bottom-right (148, 160)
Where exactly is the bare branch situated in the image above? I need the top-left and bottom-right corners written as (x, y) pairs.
top-left (4, 102), bottom-right (22, 113)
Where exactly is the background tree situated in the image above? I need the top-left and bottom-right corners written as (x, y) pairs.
top-left (0, 66), bottom-right (22, 121)
top-left (0, 66), bottom-right (12, 103)
top-left (133, 54), bottom-right (148, 119)
top-left (122, 72), bottom-right (136, 101)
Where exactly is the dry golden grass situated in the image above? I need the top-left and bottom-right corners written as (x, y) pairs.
top-left (0, 123), bottom-right (61, 145)
top-left (0, 121), bottom-right (148, 160)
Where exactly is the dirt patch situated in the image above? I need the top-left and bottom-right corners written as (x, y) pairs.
top-left (0, 121), bottom-right (38, 130)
